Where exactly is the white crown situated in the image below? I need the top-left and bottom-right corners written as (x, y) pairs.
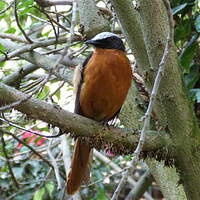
top-left (91, 32), bottom-right (119, 41)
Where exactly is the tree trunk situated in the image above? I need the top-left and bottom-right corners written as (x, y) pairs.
top-left (111, 0), bottom-right (200, 199)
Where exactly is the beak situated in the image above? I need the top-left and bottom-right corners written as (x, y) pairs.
top-left (85, 39), bottom-right (101, 46)
top-left (85, 39), bottom-right (94, 45)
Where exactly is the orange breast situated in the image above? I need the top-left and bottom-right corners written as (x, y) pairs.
top-left (80, 48), bottom-right (132, 121)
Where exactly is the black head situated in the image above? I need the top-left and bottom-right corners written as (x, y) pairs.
top-left (85, 32), bottom-right (125, 51)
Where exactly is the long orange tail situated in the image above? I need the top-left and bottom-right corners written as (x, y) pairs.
top-left (67, 138), bottom-right (92, 195)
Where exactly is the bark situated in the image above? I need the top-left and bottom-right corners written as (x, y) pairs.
top-left (138, 1), bottom-right (200, 199)
top-left (110, 0), bottom-right (150, 71)
top-left (2, 64), bottom-right (38, 88)
top-left (146, 158), bottom-right (187, 200)
top-left (125, 170), bottom-right (153, 200)
top-left (76, 0), bottom-right (110, 38)
top-left (110, 0), bottom-right (198, 199)
top-left (0, 83), bottom-right (169, 154)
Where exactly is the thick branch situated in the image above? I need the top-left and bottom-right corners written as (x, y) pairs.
top-left (35, 0), bottom-right (73, 7)
top-left (125, 170), bottom-right (153, 200)
top-left (0, 83), bottom-right (170, 154)
top-left (110, 0), bottom-right (151, 71)
top-left (2, 64), bottom-right (39, 87)
top-left (76, 0), bottom-right (110, 38)
top-left (110, 1), bottom-right (189, 199)
top-left (138, 2), bottom-right (200, 198)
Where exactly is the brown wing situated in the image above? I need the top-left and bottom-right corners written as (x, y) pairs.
top-left (73, 53), bottom-right (93, 115)
top-left (79, 48), bottom-right (132, 122)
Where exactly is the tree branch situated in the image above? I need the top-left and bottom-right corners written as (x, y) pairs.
top-left (0, 83), bottom-right (170, 154)
top-left (0, 33), bottom-right (27, 43)
top-left (0, 37), bottom-right (80, 62)
top-left (125, 170), bottom-right (153, 200)
top-left (2, 64), bottom-right (39, 87)
top-left (76, 0), bottom-right (110, 38)
top-left (110, 0), bottom-right (151, 71)
top-left (35, 0), bottom-right (73, 7)
top-left (0, 38), bottom-right (76, 84)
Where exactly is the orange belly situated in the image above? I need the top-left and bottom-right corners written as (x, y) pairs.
top-left (79, 48), bottom-right (132, 121)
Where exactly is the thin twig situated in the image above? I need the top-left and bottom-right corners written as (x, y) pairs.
top-left (0, 0), bottom-right (15, 15)
top-left (68, 0), bottom-right (77, 45)
top-left (60, 134), bottom-right (71, 177)
top-left (49, 81), bottom-right (65, 99)
top-left (0, 37), bottom-right (72, 62)
top-left (47, 136), bottom-right (62, 189)
top-left (0, 117), bottom-right (64, 138)
top-left (0, 33), bottom-right (27, 43)
top-left (68, 45), bottom-right (88, 58)
top-left (0, 49), bottom-right (8, 59)
top-left (14, 0), bottom-right (33, 43)
top-left (6, 186), bottom-right (32, 200)
top-left (0, 129), bottom-right (20, 188)
top-left (111, 1), bottom-right (174, 199)
top-left (37, 6), bottom-right (69, 32)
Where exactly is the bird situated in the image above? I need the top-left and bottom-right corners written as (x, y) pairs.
top-left (67, 32), bottom-right (132, 195)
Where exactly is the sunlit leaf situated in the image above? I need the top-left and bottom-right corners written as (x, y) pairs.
top-left (195, 15), bottom-right (200, 33)
top-left (33, 188), bottom-right (45, 200)
top-left (179, 35), bottom-right (198, 71)
top-left (0, 1), bottom-right (7, 11)
top-left (184, 65), bottom-right (200, 90)
top-left (45, 182), bottom-right (55, 198)
top-left (5, 27), bottom-right (16, 34)
top-left (18, 0), bottom-right (34, 9)
top-left (190, 89), bottom-right (200, 103)
top-left (37, 86), bottom-right (50, 100)
top-left (172, 3), bottom-right (188, 15)
top-left (95, 189), bottom-right (109, 200)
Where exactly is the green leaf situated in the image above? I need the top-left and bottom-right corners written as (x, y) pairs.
top-left (18, 0), bottom-right (34, 9)
top-left (172, 3), bottom-right (188, 15)
top-left (33, 188), bottom-right (45, 200)
top-left (190, 89), bottom-right (200, 103)
top-left (95, 188), bottom-right (108, 200)
top-left (37, 86), bottom-right (50, 100)
top-left (184, 64), bottom-right (200, 89)
top-left (0, 43), bottom-right (6, 52)
top-left (0, 1), bottom-right (7, 11)
top-left (174, 19), bottom-right (191, 42)
top-left (54, 89), bottom-right (61, 99)
top-left (195, 15), bottom-right (200, 33)
top-left (179, 35), bottom-right (198, 71)
top-left (45, 181), bottom-right (55, 198)
top-left (5, 27), bottom-right (16, 34)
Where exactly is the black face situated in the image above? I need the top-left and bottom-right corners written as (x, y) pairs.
top-left (85, 36), bottom-right (125, 51)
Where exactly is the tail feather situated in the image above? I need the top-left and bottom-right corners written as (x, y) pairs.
top-left (67, 138), bottom-right (92, 195)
